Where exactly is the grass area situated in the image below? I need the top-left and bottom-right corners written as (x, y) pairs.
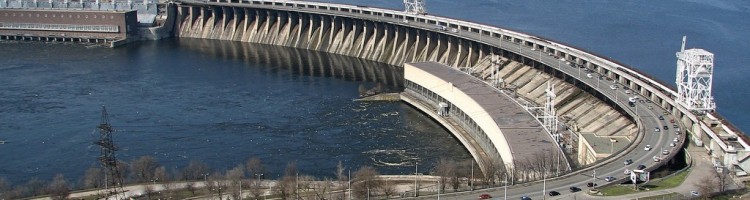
top-left (596, 169), bottom-right (690, 196)
top-left (637, 192), bottom-right (682, 200)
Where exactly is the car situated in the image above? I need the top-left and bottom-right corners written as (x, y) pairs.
top-left (604, 176), bottom-right (616, 182)
top-left (624, 159), bottom-right (633, 165)
top-left (587, 73), bottom-right (593, 78)
top-left (663, 111), bottom-right (669, 115)
top-left (674, 137), bottom-right (679, 142)
top-left (670, 142), bottom-right (676, 147)
top-left (479, 193), bottom-right (492, 199)
top-left (548, 191), bottom-right (560, 196)
top-left (646, 99), bottom-right (652, 103)
top-left (648, 105), bottom-right (653, 110)
top-left (610, 85), bottom-right (617, 90)
top-left (624, 169), bottom-right (631, 174)
top-left (663, 125), bottom-right (669, 130)
top-left (521, 196), bottom-right (532, 200)
top-left (625, 89), bottom-right (631, 94)
top-left (670, 119), bottom-right (675, 123)
top-left (655, 127), bottom-right (661, 132)
top-left (644, 145), bottom-right (652, 151)
top-left (675, 127), bottom-right (681, 132)
top-left (662, 150), bottom-right (670, 155)
top-left (673, 124), bottom-right (678, 128)
top-left (587, 182), bottom-right (597, 187)
top-left (637, 165), bottom-right (647, 170)
top-left (570, 186), bottom-right (581, 192)
top-left (690, 191), bottom-right (700, 197)
top-left (658, 115), bottom-right (664, 120)
top-left (653, 156), bottom-right (661, 162)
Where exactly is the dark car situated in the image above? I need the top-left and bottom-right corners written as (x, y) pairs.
top-left (520, 196), bottom-right (532, 200)
top-left (479, 193), bottom-right (492, 199)
top-left (637, 164), bottom-right (647, 170)
top-left (587, 182), bottom-right (597, 187)
top-left (549, 191), bottom-right (560, 196)
top-left (663, 125), bottom-right (669, 130)
top-left (658, 115), bottom-right (664, 120)
top-left (570, 186), bottom-right (581, 192)
top-left (624, 159), bottom-right (633, 165)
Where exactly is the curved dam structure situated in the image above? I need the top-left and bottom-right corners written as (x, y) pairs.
top-left (170, 0), bottom-right (749, 183)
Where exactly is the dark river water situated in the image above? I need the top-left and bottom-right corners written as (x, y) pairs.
top-left (0, 39), bottom-right (471, 184)
top-left (2, 0), bottom-right (749, 186)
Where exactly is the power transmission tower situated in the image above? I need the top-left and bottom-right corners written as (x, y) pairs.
top-left (403, 0), bottom-right (426, 15)
top-left (95, 106), bottom-right (125, 199)
top-left (675, 36), bottom-right (716, 114)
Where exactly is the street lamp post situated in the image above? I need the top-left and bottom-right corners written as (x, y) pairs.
top-left (414, 162), bottom-right (419, 197)
top-left (504, 173), bottom-right (508, 200)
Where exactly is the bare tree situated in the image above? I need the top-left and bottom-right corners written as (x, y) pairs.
top-left (715, 167), bottom-right (731, 193)
top-left (130, 156), bottom-right (160, 183)
top-left (226, 165), bottom-right (246, 200)
top-left (81, 166), bottom-right (104, 189)
top-left (381, 178), bottom-right (396, 199)
top-left (312, 177), bottom-right (334, 200)
top-left (185, 181), bottom-right (197, 196)
top-left (279, 162), bottom-right (299, 200)
top-left (246, 157), bottom-right (266, 177)
top-left (694, 175), bottom-right (718, 200)
top-left (46, 174), bottom-right (70, 200)
top-left (352, 166), bottom-right (382, 198)
top-left (24, 178), bottom-right (47, 197)
top-left (331, 161), bottom-right (348, 200)
top-left (209, 173), bottom-right (228, 200)
top-left (181, 160), bottom-right (212, 180)
top-left (432, 158), bottom-right (456, 192)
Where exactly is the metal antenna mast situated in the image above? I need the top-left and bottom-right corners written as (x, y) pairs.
top-left (96, 106), bottom-right (125, 199)
top-left (403, 0), bottom-right (426, 15)
top-left (675, 36), bottom-right (716, 114)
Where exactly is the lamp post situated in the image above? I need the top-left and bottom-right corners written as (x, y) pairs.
top-left (414, 162), bottom-right (419, 197)
top-left (504, 173), bottom-right (508, 200)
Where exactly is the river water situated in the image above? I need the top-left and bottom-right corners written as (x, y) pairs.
top-left (2, 0), bottom-right (749, 185)
top-left (0, 39), bottom-right (472, 184)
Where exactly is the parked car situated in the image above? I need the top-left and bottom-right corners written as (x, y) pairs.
top-left (570, 186), bottom-right (581, 192)
top-left (691, 191), bottom-right (700, 197)
top-left (587, 73), bottom-right (593, 78)
top-left (610, 85), bottom-right (617, 90)
top-left (624, 169), bottom-right (631, 174)
top-left (587, 182), bottom-right (597, 187)
top-left (670, 142), bottom-right (676, 147)
top-left (521, 196), bottom-right (532, 200)
top-left (548, 191), bottom-right (560, 196)
top-left (673, 124), bottom-right (679, 128)
top-left (479, 193), bottom-right (492, 199)
top-left (644, 145), bottom-right (652, 151)
top-left (653, 156), bottom-right (661, 162)
top-left (663, 125), bottom-right (669, 130)
top-left (637, 165), bottom-right (646, 170)
top-left (624, 159), bottom-right (633, 165)
top-left (658, 115), bottom-right (664, 120)
top-left (670, 119), bottom-right (675, 123)
top-left (605, 176), bottom-right (616, 182)
top-left (662, 150), bottom-right (670, 155)
top-left (655, 127), bottom-right (661, 132)
top-left (674, 137), bottom-right (679, 142)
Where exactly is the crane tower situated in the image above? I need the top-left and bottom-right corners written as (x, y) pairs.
top-left (675, 36), bottom-right (716, 114)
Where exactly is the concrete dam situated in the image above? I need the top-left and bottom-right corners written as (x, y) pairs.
top-left (173, 0), bottom-right (639, 174)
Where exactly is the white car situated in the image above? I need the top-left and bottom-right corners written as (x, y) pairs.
top-left (653, 156), bottom-right (661, 162)
top-left (670, 142), bottom-right (676, 147)
top-left (604, 176), bottom-right (616, 182)
top-left (624, 169), bottom-right (631, 174)
top-left (644, 145), bottom-right (652, 151)
top-left (662, 150), bottom-right (669, 155)
top-left (625, 90), bottom-right (631, 94)
top-left (610, 85), bottom-right (617, 90)
top-left (674, 137), bottom-right (679, 142)
top-left (587, 73), bottom-right (593, 78)
top-left (655, 127), bottom-right (661, 132)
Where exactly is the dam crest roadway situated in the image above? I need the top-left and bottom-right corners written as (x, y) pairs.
top-left (169, 0), bottom-right (750, 198)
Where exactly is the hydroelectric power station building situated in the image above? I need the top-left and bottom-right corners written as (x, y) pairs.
top-left (3, 0), bottom-right (750, 185)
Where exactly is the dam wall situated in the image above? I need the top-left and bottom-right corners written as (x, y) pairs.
top-left (174, 0), bottom-right (749, 175)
